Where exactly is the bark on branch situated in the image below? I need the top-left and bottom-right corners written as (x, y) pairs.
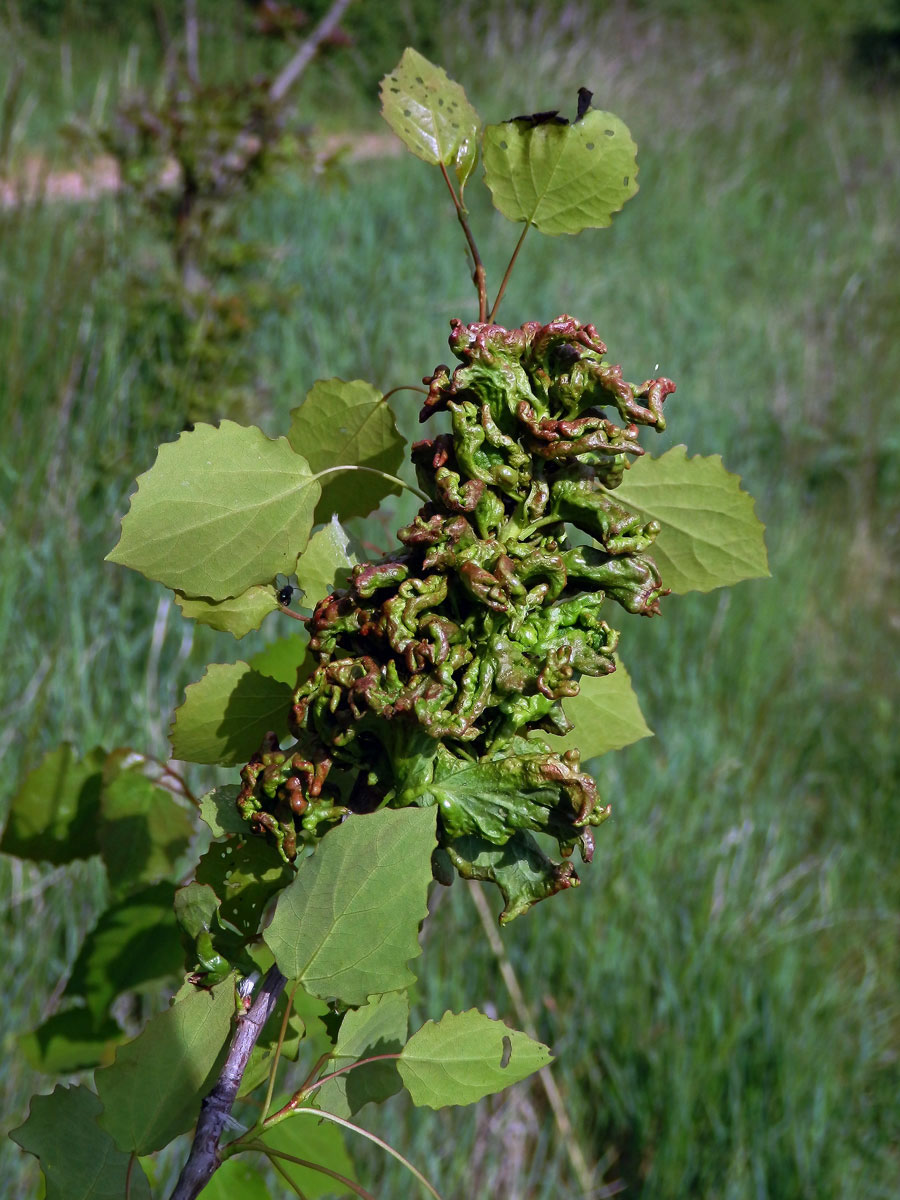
top-left (169, 966), bottom-right (287, 1200)
top-left (269, 0), bottom-right (355, 106)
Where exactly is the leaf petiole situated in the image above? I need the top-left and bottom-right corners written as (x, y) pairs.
top-left (273, 1108), bottom-right (445, 1200)
top-left (259, 981), bottom-right (301, 1125)
top-left (311, 464), bottom-right (429, 504)
top-left (438, 161), bottom-right (488, 322)
top-left (294, 1051), bottom-right (403, 1101)
top-left (253, 1143), bottom-right (376, 1200)
top-left (489, 221), bottom-right (532, 322)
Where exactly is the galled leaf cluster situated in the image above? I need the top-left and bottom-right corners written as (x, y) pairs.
top-left (239, 316), bottom-right (675, 920)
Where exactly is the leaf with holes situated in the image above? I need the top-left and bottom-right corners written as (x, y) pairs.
top-left (265, 807), bottom-right (436, 1005)
top-left (10, 1085), bottom-right (152, 1200)
top-left (483, 108), bottom-right (638, 234)
top-left (174, 585), bottom-right (280, 638)
top-left (195, 834), bottom-right (293, 940)
top-left (107, 421), bottom-right (320, 601)
top-left (611, 446), bottom-right (770, 592)
top-left (399, 1009), bottom-right (552, 1108)
top-left (288, 378), bottom-right (405, 522)
top-left (170, 662), bottom-right (293, 766)
top-left (199, 785), bottom-right (246, 838)
top-left (380, 48), bottom-right (481, 188)
top-left (552, 658), bottom-right (653, 758)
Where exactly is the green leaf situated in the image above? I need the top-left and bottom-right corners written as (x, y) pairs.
top-left (95, 977), bottom-right (234, 1154)
top-left (399, 1009), bottom-right (552, 1108)
top-left (195, 833), bottom-right (294, 939)
top-left (316, 991), bottom-right (408, 1117)
top-left (10, 1085), bottom-right (152, 1200)
top-left (554, 659), bottom-right (653, 757)
top-left (249, 633), bottom-right (314, 687)
top-left (170, 661), bottom-right (293, 766)
top-left (199, 784), bottom-right (246, 837)
top-left (0, 744), bottom-right (105, 864)
top-left (106, 421), bottom-right (320, 601)
top-left (98, 771), bottom-right (194, 894)
top-left (257, 1106), bottom-right (358, 1198)
top-left (380, 48), bottom-right (482, 188)
top-left (203, 1157), bottom-right (272, 1199)
top-left (174, 585), bottom-right (279, 638)
top-left (483, 109), bottom-right (638, 235)
top-left (297, 516), bottom-right (355, 610)
top-left (287, 378), bottom-right (405, 522)
top-left (265, 808), bottom-right (437, 1005)
top-left (611, 446), bottom-right (770, 592)
top-left (64, 882), bottom-right (183, 1016)
top-left (292, 985), bottom-right (334, 1058)
top-left (19, 1009), bottom-right (123, 1074)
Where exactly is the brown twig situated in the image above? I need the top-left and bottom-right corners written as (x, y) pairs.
top-left (169, 966), bottom-right (287, 1200)
top-left (438, 162), bottom-right (488, 322)
top-left (489, 222), bottom-right (532, 322)
top-left (268, 0), bottom-right (355, 106)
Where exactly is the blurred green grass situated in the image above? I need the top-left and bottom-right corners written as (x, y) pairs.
top-left (2, 3), bottom-right (898, 1197)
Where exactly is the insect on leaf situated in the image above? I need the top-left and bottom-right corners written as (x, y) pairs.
top-left (483, 108), bottom-right (638, 235)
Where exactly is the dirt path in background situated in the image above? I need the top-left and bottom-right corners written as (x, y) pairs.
top-left (0, 131), bottom-right (401, 209)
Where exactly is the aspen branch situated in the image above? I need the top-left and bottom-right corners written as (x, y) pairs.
top-left (269, 0), bottom-right (355, 106)
top-left (169, 966), bottom-right (287, 1200)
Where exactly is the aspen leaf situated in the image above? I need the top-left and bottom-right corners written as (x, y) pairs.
top-left (555, 659), bottom-right (653, 757)
top-left (174, 585), bottom-right (279, 638)
top-left (107, 422), bottom-right (320, 601)
top-left (612, 446), bottom-right (770, 593)
top-left (316, 991), bottom-right (409, 1117)
top-left (483, 109), bottom-right (638, 234)
top-left (288, 378), bottom-right (405, 522)
top-left (399, 1009), bottom-right (552, 1107)
top-left (10, 1085), bottom-right (152, 1199)
top-left (170, 661), bottom-right (293, 766)
top-left (265, 808), bottom-right (436, 1005)
top-left (380, 48), bottom-right (481, 187)
top-left (1, 743), bottom-right (105, 864)
top-left (95, 978), bottom-right (234, 1154)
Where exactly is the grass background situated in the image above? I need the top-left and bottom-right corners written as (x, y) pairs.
top-left (1, 1), bottom-right (898, 1196)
